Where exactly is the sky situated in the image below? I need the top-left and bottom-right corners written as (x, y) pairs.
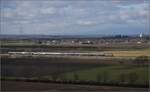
top-left (0, 0), bottom-right (149, 35)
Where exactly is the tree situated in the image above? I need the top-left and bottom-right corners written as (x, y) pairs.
top-left (96, 73), bottom-right (102, 82)
top-left (73, 73), bottom-right (79, 81)
top-left (51, 73), bottom-right (59, 81)
top-left (119, 73), bottom-right (127, 83)
top-left (60, 74), bottom-right (67, 81)
top-left (128, 72), bottom-right (138, 84)
top-left (103, 71), bottom-right (109, 83)
top-left (38, 40), bottom-right (42, 44)
top-left (134, 56), bottom-right (149, 65)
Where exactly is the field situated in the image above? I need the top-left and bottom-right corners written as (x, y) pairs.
top-left (0, 40), bottom-right (37, 45)
top-left (1, 57), bottom-right (149, 86)
top-left (1, 39), bottom-right (150, 91)
top-left (1, 57), bottom-right (100, 78)
top-left (1, 56), bottom-right (149, 91)
top-left (104, 49), bottom-right (150, 57)
top-left (1, 81), bottom-right (148, 92)
top-left (1, 42), bottom-right (150, 53)
top-left (64, 65), bottom-right (149, 85)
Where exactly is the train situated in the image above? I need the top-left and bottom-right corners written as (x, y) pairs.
top-left (8, 52), bottom-right (113, 57)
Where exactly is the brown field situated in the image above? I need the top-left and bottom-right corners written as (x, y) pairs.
top-left (104, 49), bottom-right (150, 57)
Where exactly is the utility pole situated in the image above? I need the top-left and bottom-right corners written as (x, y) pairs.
top-left (19, 22), bottom-right (23, 35)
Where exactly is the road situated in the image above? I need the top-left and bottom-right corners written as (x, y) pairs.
top-left (1, 81), bottom-right (149, 92)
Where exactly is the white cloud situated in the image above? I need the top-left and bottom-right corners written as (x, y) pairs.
top-left (1, 0), bottom-right (149, 35)
top-left (77, 20), bottom-right (96, 26)
top-left (40, 7), bottom-right (56, 15)
top-left (2, 8), bottom-right (15, 18)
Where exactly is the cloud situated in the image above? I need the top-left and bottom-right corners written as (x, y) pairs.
top-left (40, 7), bottom-right (56, 15)
top-left (112, 0), bottom-right (147, 5)
top-left (2, 8), bottom-right (14, 18)
top-left (0, 0), bottom-right (149, 35)
top-left (76, 20), bottom-right (97, 26)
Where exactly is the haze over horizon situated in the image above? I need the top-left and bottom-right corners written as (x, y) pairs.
top-left (0, 0), bottom-right (149, 35)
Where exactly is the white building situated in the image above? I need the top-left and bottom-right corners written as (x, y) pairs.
top-left (139, 33), bottom-right (143, 38)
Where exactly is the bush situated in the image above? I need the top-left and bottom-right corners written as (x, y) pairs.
top-left (73, 73), bottom-right (79, 81)
top-left (118, 73), bottom-right (127, 84)
top-left (134, 56), bottom-right (149, 65)
top-left (103, 71), bottom-right (109, 83)
top-left (127, 72), bottom-right (138, 84)
top-left (96, 73), bottom-right (102, 82)
top-left (60, 74), bottom-right (67, 81)
top-left (51, 74), bottom-right (59, 81)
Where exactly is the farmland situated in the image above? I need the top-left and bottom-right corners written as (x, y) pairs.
top-left (1, 57), bottom-right (101, 78)
top-left (1, 81), bottom-right (148, 92)
top-left (1, 56), bottom-right (149, 87)
top-left (1, 0), bottom-right (150, 91)
top-left (64, 65), bottom-right (149, 85)
top-left (104, 49), bottom-right (150, 57)
top-left (1, 37), bottom-right (150, 91)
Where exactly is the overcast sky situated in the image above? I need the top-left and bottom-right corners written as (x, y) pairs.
top-left (0, 0), bottom-right (149, 35)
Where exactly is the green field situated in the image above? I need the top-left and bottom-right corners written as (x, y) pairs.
top-left (63, 65), bottom-right (149, 85)
top-left (0, 40), bottom-right (37, 45)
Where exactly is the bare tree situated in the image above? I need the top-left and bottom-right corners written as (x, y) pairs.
top-left (96, 72), bottom-right (102, 82)
top-left (119, 73), bottom-right (126, 83)
top-left (51, 73), bottom-right (59, 81)
top-left (134, 56), bottom-right (149, 65)
top-left (103, 71), bottom-right (109, 83)
top-left (128, 72), bottom-right (138, 84)
top-left (60, 74), bottom-right (67, 81)
top-left (73, 73), bottom-right (79, 81)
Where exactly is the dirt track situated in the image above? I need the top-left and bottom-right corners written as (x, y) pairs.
top-left (1, 81), bottom-right (149, 92)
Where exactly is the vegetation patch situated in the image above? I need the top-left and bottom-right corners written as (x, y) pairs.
top-left (63, 65), bottom-right (149, 85)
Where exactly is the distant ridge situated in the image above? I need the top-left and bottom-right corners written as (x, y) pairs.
top-left (0, 34), bottom-right (105, 39)
top-left (0, 34), bottom-right (149, 39)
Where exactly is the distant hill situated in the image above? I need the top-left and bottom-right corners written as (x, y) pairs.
top-left (0, 34), bottom-right (149, 40)
top-left (0, 34), bottom-right (104, 39)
